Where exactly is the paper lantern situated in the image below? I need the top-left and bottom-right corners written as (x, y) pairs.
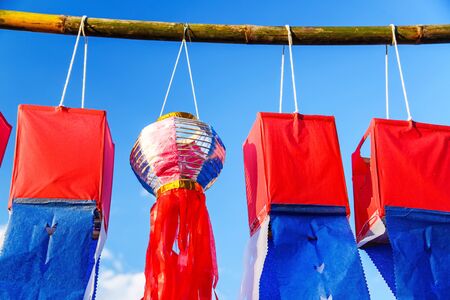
top-left (0, 105), bottom-right (114, 299)
top-left (130, 112), bottom-right (225, 299)
top-left (240, 113), bottom-right (369, 299)
top-left (0, 112), bottom-right (12, 166)
top-left (352, 118), bottom-right (450, 298)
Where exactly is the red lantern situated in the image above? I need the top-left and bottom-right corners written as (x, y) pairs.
top-left (352, 118), bottom-right (450, 246)
top-left (9, 105), bottom-right (115, 229)
top-left (131, 112), bottom-right (225, 299)
top-left (244, 112), bottom-right (349, 235)
top-left (241, 112), bottom-right (368, 299)
top-left (0, 112), bottom-right (12, 166)
top-left (0, 104), bottom-right (114, 298)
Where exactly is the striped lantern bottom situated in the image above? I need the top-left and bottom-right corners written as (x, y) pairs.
top-left (143, 188), bottom-right (218, 300)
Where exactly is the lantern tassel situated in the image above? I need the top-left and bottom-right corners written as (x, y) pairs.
top-left (143, 188), bottom-right (218, 300)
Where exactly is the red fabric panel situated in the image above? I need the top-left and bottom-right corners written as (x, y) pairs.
top-left (243, 118), bottom-right (269, 234)
top-left (100, 123), bottom-right (115, 231)
top-left (0, 112), bottom-right (12, 166)
top-left (9, 105), bottom-right (114, 223)
top-left (352, 126), bottom-right (382, 243)
top-left (352, 118), bottom-right (450, 243)
top-left (244, 113), bottom-right (349, 234)
top-left (375, 119), bottom-right (450, 211)
top-left (143, 188), bottom-right (218, 300)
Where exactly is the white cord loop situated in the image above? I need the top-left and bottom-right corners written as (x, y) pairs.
top-left (160, 41), bottom-right (184, 117)
top-left (160, 24), bottom-right (200, 119)
top-left (59, 15), bottom-right (88, 108)
top-left (385, 45), bottom-right (389, 119)
top-left (81, 21), bottom-right (88, 109)
top-left (279, 25), bottom-right (299, 113)
top-left (279, 46), bottom-right (285, 113)
top-left (389, 24), bottom-right (412, 121)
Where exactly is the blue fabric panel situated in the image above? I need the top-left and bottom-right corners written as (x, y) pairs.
top-left (260, 206), bottom-right (369, 300)
top-left (197, 157), bottom-right (224, 188)
top-left (259, 235), bottom-right (281, 300)
top-left (363, 244), bottom-right (396, 295)
top-left (206, 127), bottom-right (226, 157)
top-left (0, 202), bottom-right (98, 300)
top-left (206, 128), bottom-right (217, 157)
top-left (385, 206), bottom-right (450, 300)
top-left (271, 204), bottom-right (347, 215)
top-left (132, 166), bottom-right (155, 196)
top-left (197, 127), bottom-right (225, 188)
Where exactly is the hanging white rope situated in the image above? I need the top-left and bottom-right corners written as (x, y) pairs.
top-left (385, 45), bottom-right (389, 119)
top-left (279, 26), bottom-right (299, 113)
top-left (160, 41), bottom-right (184, 117)
top-left (59, 15), bottom-right (88, 108)
top-left (285, 25), bottom-right (299, 113)
top-left (160, 24), bottom-right (200, 119)
top-left (183, 34), bottom-right (200, 119)
top-left (390, 24), bottom-right (412, 120)
top-left (279, 46), bottom-right (285, 113)
top-left (81, 22), bottom-right (88, 109)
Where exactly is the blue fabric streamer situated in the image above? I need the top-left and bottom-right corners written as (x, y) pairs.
top-left (92, 256), bottom-right (101, 300)
top-left (385, 206), bottom-right (450, 299)
top-left (259, 233), bottom-right (281, 300)
top-left (363, 243), bottom-right (396, 295)
top-left (260, 205), bottom-right (369, 300)
top-left (0, 202), bottom-right (98, 300)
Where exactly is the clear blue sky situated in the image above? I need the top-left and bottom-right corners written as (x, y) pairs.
top-left (1, 1), bottom-right (449, 299)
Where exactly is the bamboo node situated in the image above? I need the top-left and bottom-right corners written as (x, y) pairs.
top-left (60, 15), bottom-right (68, 34)
top-left (244, 25), bottom-right (250, 44)
top-left (416, 25), bottom-right (424, 44)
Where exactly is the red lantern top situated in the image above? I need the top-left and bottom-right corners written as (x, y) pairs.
top-left (353, 118), bottom-right (450, 245)
top-left (243, 113), bottom-right (349, 235)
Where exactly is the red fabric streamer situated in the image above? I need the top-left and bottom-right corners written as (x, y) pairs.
top-left (143, 188), bottom-right (218, 300)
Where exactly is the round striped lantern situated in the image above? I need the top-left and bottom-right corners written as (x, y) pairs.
top-left (131, 112), bottom-right (225, 195)
top-left (130, 112), bottom-right (226, 299)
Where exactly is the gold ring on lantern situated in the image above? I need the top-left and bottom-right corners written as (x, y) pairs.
top-left (157, 112), bottom-right (197, 122)
top-left (156, 179), bottom-right (203, 197)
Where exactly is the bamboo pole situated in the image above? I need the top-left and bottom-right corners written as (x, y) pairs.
top-left (1, 10), bottom-right (450, 45)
